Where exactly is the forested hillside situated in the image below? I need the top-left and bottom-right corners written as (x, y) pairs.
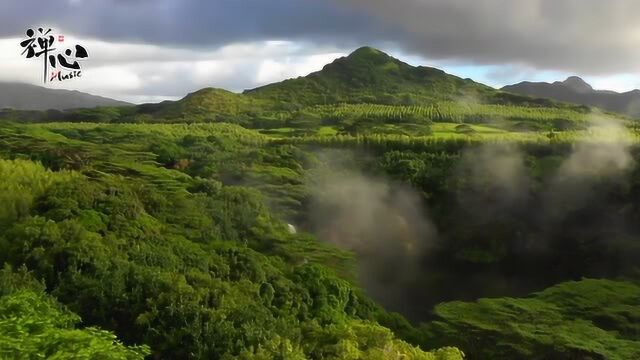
top-left (1, 47), bottom-right (640, 359)
top-left (0, 122), bottom-right (466, 359)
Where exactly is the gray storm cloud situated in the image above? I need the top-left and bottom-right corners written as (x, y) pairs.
top-left (338, 0), bottom-right (640, 74)
top-left (3, 0), bottom-right (640, 75)
top-left (0, 0), bottom-right (383, 49)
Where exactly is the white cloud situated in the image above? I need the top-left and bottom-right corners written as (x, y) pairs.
top-left (254, 52), bottom-right (346, 84)
top-left (585, 74), bottom-right (640, 93)
top-left (65, 66), bottom-right (143, 92)
top-left (256, 60), bottom-right (290, 84)
top-left (0, 33), bottom-right (349, 104)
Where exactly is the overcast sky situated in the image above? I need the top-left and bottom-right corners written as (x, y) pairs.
top-left (2, 0), bottom-right (640, 103)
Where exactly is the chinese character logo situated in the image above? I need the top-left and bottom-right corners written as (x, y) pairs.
top-left (20, 27), bottom-right (88, 83)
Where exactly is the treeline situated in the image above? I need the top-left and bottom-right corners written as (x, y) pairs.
top-left (309, 102), bottom-right (593, 126)
top-left (0, 95), bottom-right (609, 136)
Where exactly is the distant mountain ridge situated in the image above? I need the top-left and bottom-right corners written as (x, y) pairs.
top-left (1, 47), bottom-right (592, 125)
top-left (0, 82), bottom-right (131, 110)
top-left (502, 77), bottom-right (640, 117)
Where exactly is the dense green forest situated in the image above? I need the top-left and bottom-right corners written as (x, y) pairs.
top-left (1, 48), bottom-right (640, 359)
top-left (0, 122), bottom-right (467, 359)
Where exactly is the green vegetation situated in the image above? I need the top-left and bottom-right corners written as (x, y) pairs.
top-left (422, 279), bottom-right (640, 359)
top-left (2, 119), bottom-right (639, 359)
top-left (0, 266), bottom-right (150, 359)
top-left (1, 47), bottom-right (640, 359)
top-left (0, 122), bottom-right (467, 359)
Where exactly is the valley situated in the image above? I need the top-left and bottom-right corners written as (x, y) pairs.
top-left (1, 47), bottom-right (640, 359)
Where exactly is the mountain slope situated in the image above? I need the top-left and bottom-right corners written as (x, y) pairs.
top-left (244, 46), bottom-right (498, 106)
top-left (0, 82), bottom-right (131, 110)
top-left (502, 76), bottom-right (640, 117)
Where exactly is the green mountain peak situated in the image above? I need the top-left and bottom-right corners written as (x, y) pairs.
top-left (345, 46), bottom-right (392, 62)
top-left (244, 46), bottom-right (492, 106)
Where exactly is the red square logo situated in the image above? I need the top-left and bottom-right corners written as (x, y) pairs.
top-left (58, 35), bottom-right (64, 42)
